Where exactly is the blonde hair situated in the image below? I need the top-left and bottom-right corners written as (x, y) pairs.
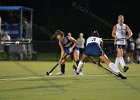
top-left (118, 15), bottom-right (124, 19)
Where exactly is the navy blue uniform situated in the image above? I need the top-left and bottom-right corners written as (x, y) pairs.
top-left (84, 36), bottom-right (103, 56)
top-left (59, 36), bottom-right (79, 55)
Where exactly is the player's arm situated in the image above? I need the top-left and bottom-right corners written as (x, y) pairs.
top-left (68, 36), bottom-right (77, 52)
top-left (59, 42), bottom-right (65, 61)
top-left (126, 25), bottom-right (133, 39)
top-left (100, 41), bottom-right (103, 49)
top-left (112, 25), bottom-right (117, 39)
top-left (100, 38), bottom-right (103, 49)
top-left (77, 38), bottom-right (79, 45)
top-left (83, 38), bottom-right (85, 44)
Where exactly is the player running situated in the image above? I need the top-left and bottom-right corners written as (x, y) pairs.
top-left (112, 15), bottom-right (133, 72)
top-left (54, 30), bottom-right (79, 75)
top-left (73, 30), bottom-right (127, 79)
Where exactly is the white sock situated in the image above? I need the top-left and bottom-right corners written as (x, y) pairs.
top-left (137, 56), bottom-right (139, 61)
top-left (139, 56), bottom-right (140, 62)
top-left (109, 62), bottom-right (120, 73)
top-left (137, 56), bottom-right (140, 61)
top-left (76, 61), bottom-right (84, 73)
top-left (119, 57), bottom-right (126, 68)
top-left (115, 58), bottom-right (119, 67)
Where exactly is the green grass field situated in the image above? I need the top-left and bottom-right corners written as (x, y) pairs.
top-left (0, 61), bottom-right (140, 100)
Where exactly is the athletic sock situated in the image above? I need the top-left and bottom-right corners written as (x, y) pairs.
top-left (76, 61), bottom-right (84, 73)
top-left (76, 60), bottom-right (79, 66)
top-left (61, 64), bottom-right (65, 74)
top-left (109, 62), bottom-right (120, 73)
top-left (115, 58), bottom-right (119, 67)
top-left (138, 56), bottom-right (140, 62)
top-left (137, 56), bottom-right (139, 61)
top-left (118, 57), bottom-right (126, 68)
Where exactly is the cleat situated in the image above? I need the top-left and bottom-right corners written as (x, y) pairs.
top-left (75, 72), bottom-right (80, 75)
top-left (56, 72), bottom-right (64, 76)
top-left (73, 65), bottom-right (80, 75)
top-left (73, 65), bottom-right (77, 71)
top-left (73, 65), bottom-right (83, 75)
top-left (117, 72), bottom-right (127, 79)
top-left (79, 71), bottom-right (84, 76)
top-left (123, 66), bottom-right (129, 72)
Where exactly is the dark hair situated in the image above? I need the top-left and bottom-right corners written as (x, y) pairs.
top-left (53, 30), bottom-right (64, 38)
top-left (91, 30), bottom-right (100, 37)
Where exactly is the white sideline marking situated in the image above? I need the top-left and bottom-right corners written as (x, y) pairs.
top-left (0, 76), bottom-right (41, 81)
top-left (0, 74), bottom-right (108, 81)
top-left (0, 74), bottom-right (139, 81)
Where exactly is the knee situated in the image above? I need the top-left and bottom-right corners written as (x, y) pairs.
top-left (100, 55), bottom-right (110, 64)
top-left (74, 55), bottom-right (79, 61)
top-left (60, 60), bottom-right (65, 64)
top-left (99, 55), bottom-right (104, 60)
top-left (118, 57), bottom-right (123, 59)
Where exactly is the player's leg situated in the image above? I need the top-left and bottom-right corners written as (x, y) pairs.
top-left (115, 45), bottom-right (124, 67)
top-left (73, 50), bottom-right (79, 66)
top-left (130, 50), bottom-right (134, 63)
top-left (100, 54), bottom-right (126, 79)
top-left (125, 51), bottom-right (130, 63)
top-left (79, 48), bottom-right (84, 59)
top-left (56, 55), bottom-right (70, 75)
top-left (126, 51), bottom-right (132, 63)
top-left (137, 50), bottom-right (140, 64)
top-left (119, 48), bottom-right (129, 72)
top-left (73, 45), bottom-right (91, 75)
top-left (100, 54), bottom-right (120, 73)
top-left (75, 54), bottom-right (88, 74)
top-left (73, 53), bottom-right (87, 75)
top-left (115, 57), bottom-right (119, 67)
top-left (115, 46), bottom-right (122, 67)
top-left (116, 46), bottom-right (129, 72)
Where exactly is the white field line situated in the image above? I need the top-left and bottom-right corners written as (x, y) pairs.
top-left (0, 74), bottom-right (139, 81)
top-left (0, 74), bottom-right (109, 81)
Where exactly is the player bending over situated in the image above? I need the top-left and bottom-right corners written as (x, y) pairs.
top-left (73, 30), bottom-right (127, 79)
top-left (54, 30), bottom-right (79, 75)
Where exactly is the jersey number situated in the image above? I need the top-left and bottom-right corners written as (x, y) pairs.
top-left (92, 38), bottom-right (96, 41)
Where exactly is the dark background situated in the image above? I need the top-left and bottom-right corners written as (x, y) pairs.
top-left (0, 0), bottom-right (140, 40)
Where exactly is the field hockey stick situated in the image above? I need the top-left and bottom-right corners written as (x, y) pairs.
top-left (89, 56), bottom-right (98, 64)
top-left (90, 56), bottom-right (118, 77)
top-left (46, 54), bottom-right (68, 75)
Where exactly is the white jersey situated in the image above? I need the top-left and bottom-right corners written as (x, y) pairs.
top-left (115, 23), bottom-right (127, 45)
top-left (86, 36), bottom-right (102, 47)
top-left (136, 38), bottom-right (140, 49)
top-left (77, 37), bottom-right (85, 48)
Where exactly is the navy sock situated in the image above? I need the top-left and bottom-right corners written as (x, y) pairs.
top-left (61, 64), bottom-right (65, 74)
top-left (76, 60), bottom-right (79, 66)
